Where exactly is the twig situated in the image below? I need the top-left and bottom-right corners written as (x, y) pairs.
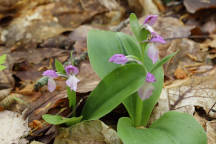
top-left (111, 18), bottom-right (129, 32)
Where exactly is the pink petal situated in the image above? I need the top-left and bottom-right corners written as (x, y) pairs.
top-left (65, 65), bottom-right (79, 75)
top-left (43, 70), bottom-right (58, 78)
top-left (146, 72), bottom-right (156, 83)
top-left (148, 44), bottom-right (159, 64)
top-left (66, 75), bottom-right (80, 91)
top-left (138, 82), bottom-right (154, 100)
top-left (150, 32), bottom-right (166, 44)
top-left (109, 54), bottom-right (128, 65)
top-left (48, 78), bottom-right (56, 92)
top-left (143, 15), bottom-right (158, 26)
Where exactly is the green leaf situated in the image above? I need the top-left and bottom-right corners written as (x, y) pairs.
top-left (117, 111), bottom-right (207, 144)
top-left (116, 32), bottom-right (143, 60)
top-left (55, 59), bottom-right (65, 74)
top-left (42, 114), bottom-right (82, 126)
top-left (151, 51), bottom-right (178, 73)
top-left (0, 54), bottom-right (6, 65)
top-left (67, 86), bottom-right (76, 108)
top-left (129, 13), bottom-right (150, 42)
top-left (0, 65), bottom-right (6, 71)
top-left (88, 30), bottom-right (124, 79)
top-left (82, 64), bottom-right (146, 120)
top-left (129, 13), bottom-right (141, 41)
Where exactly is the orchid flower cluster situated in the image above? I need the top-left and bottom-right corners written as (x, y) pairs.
top-left (42, 65), bottom-right (79, 93)
top-left (41, 13), bottom-right (206, 144)
top-left (109, 15), bottom-right (165, 101)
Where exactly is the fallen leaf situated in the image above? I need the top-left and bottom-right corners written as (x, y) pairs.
top-left (184, 0), bottom-right (216, 13)
top-left (174, 67), bottom-right (188, 79)
top-left (54, 120), bottom-right (122, 144)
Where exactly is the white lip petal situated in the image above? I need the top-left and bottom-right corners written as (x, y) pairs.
top-left (66, 75), bottom-right (80, 91)
top-left (48, 78), bottom-right (56, 92)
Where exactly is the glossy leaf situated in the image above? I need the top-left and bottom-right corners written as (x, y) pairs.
top-left (42, 114), bottom-right (82, 126)
top-left (82, 64), bottom-right (146, 120)
top-left (55, 59), bottom-right (65, 74)
top-left (117, 111), bottom-right (207, 144)
top-left (67, 86), bottom-right (76, 108)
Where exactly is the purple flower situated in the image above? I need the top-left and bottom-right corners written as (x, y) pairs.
top-left (150, 32), bottom-right (166, 44)
top-left (66, 75), bottom-right (80, 91)
top-left (109, 54), bottom-right (128, 64)
top-left (148, 44), bottom-right (159, 64)
top-left (138, 83), bottom-right (154, 100)
top-left (42, 70), bottom-right (58, 92)
top-left (146, 72), bottom-right (156, 83)
top-left (138, 73), bottom-right (156, 100)
top-left (65, 65), bottom-right (79, 75)
top-left (144, 15), bottom-right (158, 26)
top-left (43, 70), bottom-right (58, 78)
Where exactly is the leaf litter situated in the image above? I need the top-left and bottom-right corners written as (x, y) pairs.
top-left (0, 0), bottom-right (216, 143)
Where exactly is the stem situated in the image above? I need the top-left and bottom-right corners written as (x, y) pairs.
top-left (134, 96), bottom-right (143, 127)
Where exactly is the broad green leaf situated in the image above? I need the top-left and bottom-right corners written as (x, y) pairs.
top-left (82, 64), bottom-right (146, 120)
top-left (42, 114), bottom-right (82, 126)
top-left (151, 51), bottom-right (178, 73)
top-left (117, 111), bottom-right (207, 144)
top-left (55, 59), bottom-right (65, 74)
top-left (0, 54), bottom-right (6, 65)
top-left (87, 30), bottom-right (124, 78)
top-left (67, 86), bottom-right (76, 108)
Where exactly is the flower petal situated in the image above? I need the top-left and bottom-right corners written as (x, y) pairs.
top-left (66, 75), bottom-right (80, 91)
top-left (109, 54), bottom-right (128, 64)
top-left (143, 15), bottom-right (158, 26)
top-left (138, 82), bottom-right (154, 100)
top-left (65, 65), bottom-right (79, 75)
top-left (43, 70), bottom-right (58, 78)
top-left (47, 78), bottom-right (56, 92)
top-left (148, 44), bottom-right (159, 64)
top-left (150, 32), bottom-right (166, 44)
top-left (146, 72), bottom-right (156, 83)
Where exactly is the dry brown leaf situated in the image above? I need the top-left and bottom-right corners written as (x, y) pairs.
top-left (77, 62), bottom-right (100, 93)
top-left (184, 0), bottom-right (216, 13)
top-left (174, 67), bottom-right (188, 79)
top-left (206, 120), bottom-right (216, 144)
top-left (54, 120), bottom-right (122, 144)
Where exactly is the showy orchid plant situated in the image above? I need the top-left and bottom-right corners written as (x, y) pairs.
top-left (41, 14), bottom-right (207, 144)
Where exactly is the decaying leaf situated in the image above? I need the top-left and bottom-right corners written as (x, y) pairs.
top-left (54, 120), bottom-right (122, 144)
top-left (206, 120), bottom-right (216, 144)
top-left (184, 0), bottom-right (216, 13)
top-left (174, 67), bottom-right (188, 79)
